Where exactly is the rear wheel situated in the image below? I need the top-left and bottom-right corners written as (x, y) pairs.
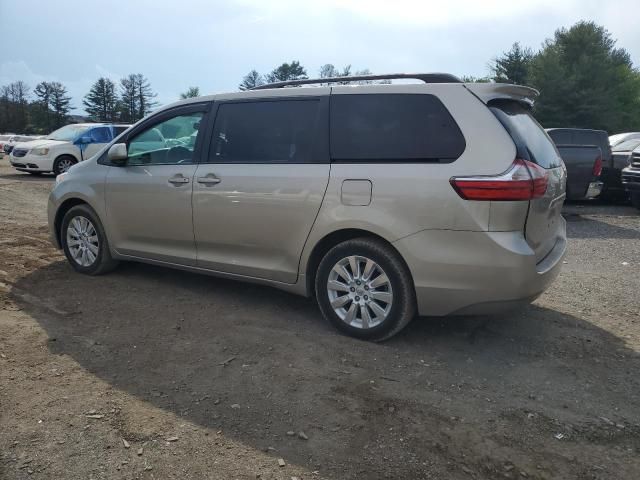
top-left (61, 205), bottom-right (119, 275)
top-left (53, 155), bottom-right (77, 176)
top-left (315, 237), bottom-right (416, 341)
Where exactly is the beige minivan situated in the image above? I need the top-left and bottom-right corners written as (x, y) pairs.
top-left (48, 73), bottom-right (567, 341)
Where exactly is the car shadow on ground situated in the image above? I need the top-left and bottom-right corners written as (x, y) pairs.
top-left (0, 171), bottom-right (54, 182)
top-left (564, 214), bottom-right (640, 239)
top-left (11, 259), bottom-right (640, 478)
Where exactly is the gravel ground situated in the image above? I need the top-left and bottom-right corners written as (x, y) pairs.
top-left (0, 158), bottom-right (639, 480)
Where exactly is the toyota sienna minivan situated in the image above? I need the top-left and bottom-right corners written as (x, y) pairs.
top-left (48, 73), bottom-right (567, 341)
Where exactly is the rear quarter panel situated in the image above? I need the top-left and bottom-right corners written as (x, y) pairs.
top-left (299, 83), bottom-right (517, 274)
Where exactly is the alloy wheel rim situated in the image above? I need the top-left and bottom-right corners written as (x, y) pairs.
top-left (66, 216), bottom-right (99, 267)
top-left (327, 255), bottom-right (393, 329)
top-left (58, 159), bottom-right (74, 173)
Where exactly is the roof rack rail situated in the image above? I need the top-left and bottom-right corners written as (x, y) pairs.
top-left (250, 72), bottom-right (461, 90)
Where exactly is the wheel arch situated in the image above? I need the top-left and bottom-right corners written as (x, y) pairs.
top-left (304, 228), bottom-right (414, 298)
top-left (54, 198), bottom-right (92, 247)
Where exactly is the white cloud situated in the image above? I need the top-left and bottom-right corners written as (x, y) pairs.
top-left (235, 0), bottom-right (578, 27)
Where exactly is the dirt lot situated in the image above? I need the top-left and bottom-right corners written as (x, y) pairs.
top-left (0, 158), bottom-right (639, 480)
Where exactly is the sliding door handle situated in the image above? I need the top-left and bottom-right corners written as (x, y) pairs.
top-left (197, 175), bottom-right (221, 186)
top-left (168, 175), bottom-right (190, 186)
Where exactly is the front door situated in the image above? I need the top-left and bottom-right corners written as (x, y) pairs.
top-left (192, 96), bottom-right (330, 283)
top-left (105, 105), bottom-right (208, 265)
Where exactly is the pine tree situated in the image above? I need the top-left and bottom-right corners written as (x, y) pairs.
top-left (49, 82), bottom-right (72, 129)
top-left (180, 86), bottom-right (200, 99)
top-left (238, 70), bottom-right (264, 91)
top-left (119, 74), bottom-right (157, 122)
top-left (490, 42), bottom-right (534, 85)
top-left (83, 78), bottom-right (118, 122)
top-left (265, 61), bottom-right (307, 83)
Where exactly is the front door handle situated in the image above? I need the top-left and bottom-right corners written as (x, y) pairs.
top-left (168, 175), bottom-right (190, 186)
top-left (197, 175), bottom-right (221, 186)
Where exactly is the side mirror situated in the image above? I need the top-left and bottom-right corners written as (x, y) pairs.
top-left (76, 135), bottom-right (93, 145)
top-left (107, 143), bottom-right (128, 166)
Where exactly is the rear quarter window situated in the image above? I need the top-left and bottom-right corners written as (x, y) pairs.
top-left (490, 101), bottom-right (562, 169)
top-left (330, 94), bottom-right (465, 163)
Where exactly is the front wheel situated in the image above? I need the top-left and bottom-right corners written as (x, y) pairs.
top-left (61, 204), bottom-right (119, 275)
top-left (53, 155), bottom-right (77, 176)
top-left (631, 192), bottom-right (640, 210)
top-left (315, 237), bottom-right (416, 341)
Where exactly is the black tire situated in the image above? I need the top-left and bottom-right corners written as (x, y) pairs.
top-left (53, 155), bottom-right (77, 176)
top-left (631, 192), bottom-right (640, 210)
top-left (61, 204), bottom-right (119, 275)
top-left (315, 237), bottom-right (416, 341)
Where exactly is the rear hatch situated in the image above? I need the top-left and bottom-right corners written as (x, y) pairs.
top-left (489, 100), bottom-right (566, 263)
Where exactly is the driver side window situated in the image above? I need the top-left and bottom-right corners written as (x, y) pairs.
top-left (127, 112), bottom-right (204, 166)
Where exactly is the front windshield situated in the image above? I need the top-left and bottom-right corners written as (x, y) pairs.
top-left (612, 139), bottom-right (640, 152)
top-left (46, 124), bottom-right (90, 142)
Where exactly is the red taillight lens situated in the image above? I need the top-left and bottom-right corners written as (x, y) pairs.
top-left (450, 159), bottom-right (548, 201)
top-left (592, 156), bottom-right (602, 177)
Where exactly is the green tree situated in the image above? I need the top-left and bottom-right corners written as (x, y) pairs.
top-left (529, 21), bottom-right (640, 132)
top-left (265, 61), bottom-right (307, 83)
top-left (33, 82), bottom-right (53, 132)
top-left (319, 64), bottom-right (351, 78)
top-left (180, 86), bottom-right (200, 99)
top-left (83, 78), bottom-right (118, 122)
top-left (0, 81), bottom-right (30, 132)
top-left (49, 82), bottom-right (72, 129)
top-left (119, 74), bottom-right (157, 122)
top-left (490, 42), bottom-right (534, 85)
top-left (460, 75), bottom-right (491, 83)
top-left (239, 70), bottom-right (264, 90)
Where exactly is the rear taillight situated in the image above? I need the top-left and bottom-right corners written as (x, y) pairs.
top-left (450, 159), bottom-right (548, 201)
top-left (592, 156), bottom-right (602, 177)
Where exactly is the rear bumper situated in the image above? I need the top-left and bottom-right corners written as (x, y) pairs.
top-left (393, 225), bottom-right (566, 316)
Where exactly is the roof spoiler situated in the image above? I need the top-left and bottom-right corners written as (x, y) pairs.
top-left (464, 83), bottom-right (539, 108)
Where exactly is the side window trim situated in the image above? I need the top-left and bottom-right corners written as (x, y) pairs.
top-left (200, 96), bottom-right (329, 165)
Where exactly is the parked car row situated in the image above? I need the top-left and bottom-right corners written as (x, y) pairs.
top-left (544, 127), bottom-right (640, 207)
top-left (0, 134), bottom-right (43, 156)
top-left (7, 123), bottom-right (130, 175)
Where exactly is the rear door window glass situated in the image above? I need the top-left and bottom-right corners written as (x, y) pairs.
top-left (329, 94), bottom-right (465, 162)
top-left (209, 100), bottom-right (320, 163)
top-left (490, 101), bottom-right (562, 169)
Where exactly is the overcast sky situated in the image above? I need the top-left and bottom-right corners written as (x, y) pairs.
top-left (1, 0), bottom-right (638, 114)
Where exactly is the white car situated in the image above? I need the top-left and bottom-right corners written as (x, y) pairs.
top-left (609, 132), bottom-right (640, 148)
top-left (9, 123), bottom-right (130, 175)
top-left (0, 134), bottom-right (17, 156)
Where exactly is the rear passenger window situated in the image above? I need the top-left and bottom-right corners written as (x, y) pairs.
top-left (209, 100), bottom-right (320, 163)
top-left (330, 94), bottom-right (465, 162)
